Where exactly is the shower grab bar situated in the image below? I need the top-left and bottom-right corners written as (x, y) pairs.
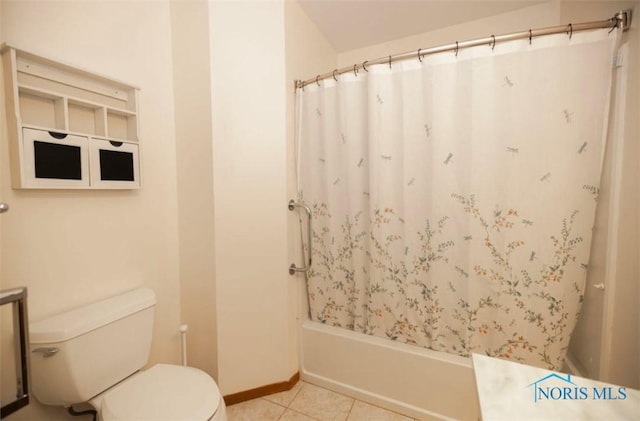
top-left (288, 199), bottom-right (312, 275)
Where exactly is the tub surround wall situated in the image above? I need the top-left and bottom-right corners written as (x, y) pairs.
top-left (284, 0), bottom-right (339, 391)
top-left (558, 1), bottom-right (639, 390)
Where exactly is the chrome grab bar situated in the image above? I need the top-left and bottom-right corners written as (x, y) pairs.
top-left (288, 199), bottom-right (312, 275)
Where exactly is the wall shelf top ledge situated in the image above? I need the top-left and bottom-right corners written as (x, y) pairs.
top-left (1, 44), bottom-right (141, 189)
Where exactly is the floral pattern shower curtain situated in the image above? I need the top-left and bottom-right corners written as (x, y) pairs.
top-left (296, 30), bottom-right (618, 370)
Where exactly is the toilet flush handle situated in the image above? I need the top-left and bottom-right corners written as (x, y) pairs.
top-left (32, 347), bottom-right (59, 358)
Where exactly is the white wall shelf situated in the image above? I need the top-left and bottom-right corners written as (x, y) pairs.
top-left (2, 44), bottom-right (141, 189)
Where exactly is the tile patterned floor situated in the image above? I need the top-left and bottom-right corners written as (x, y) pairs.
top-left (226, 381), bottom-right (417, 421)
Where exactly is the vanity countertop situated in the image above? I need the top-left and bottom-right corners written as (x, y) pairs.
top-left (472, 353), bottom-right (639, 420)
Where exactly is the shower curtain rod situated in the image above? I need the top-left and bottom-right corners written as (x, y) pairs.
top-left (294, 9), bottom-right (632, 91)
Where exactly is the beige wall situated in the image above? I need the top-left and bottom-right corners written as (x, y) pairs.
top-left (337, 1), bottom-right (561, 67)
top-left (166, 0), bottom-right (338, 396)
top-left (0, 0), bottom-right (331, 411)
top-left (0, 1), bottom-right (182, 419)
top-left (208, 0), bottom-right (293, 395)
top-left (0, 1), bottom-right (636, 418)
top-left (170, 0), bottom-right (218, 380)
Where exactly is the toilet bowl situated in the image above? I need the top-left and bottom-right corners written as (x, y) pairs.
top-left (91, 364), bottom-right (227, 421)
top-left (29, 288), bottom-right (227, 420)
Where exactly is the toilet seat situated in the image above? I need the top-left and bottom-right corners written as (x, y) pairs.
top-left (100, 364), bottom-right (221, 421)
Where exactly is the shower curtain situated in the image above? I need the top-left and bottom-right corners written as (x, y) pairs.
top-left (296, 29), bottom-right (619, 370)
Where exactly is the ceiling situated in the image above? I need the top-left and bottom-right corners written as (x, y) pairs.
top-left (297, 0), bottom-right (548, 52)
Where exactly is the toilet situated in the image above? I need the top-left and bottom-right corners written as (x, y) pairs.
top-left (29, 288), bottom-right (227, 421)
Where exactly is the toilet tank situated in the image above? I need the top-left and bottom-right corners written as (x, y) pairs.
top-left (29, 288), bottom-right (156, 406)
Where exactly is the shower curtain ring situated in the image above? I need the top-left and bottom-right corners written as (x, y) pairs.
top-left (388, 55), bottom-right (392, 69)
top-left (608, 16), bottom-right (619, 34)
top-left (417, 48), bottom-right (423, 62)
top-left (455, 41), bottom-right (459, 57)
top-left (567, 23), bottom-right (573, 39)
top-left (333, 69), bottom-right (338, 81)
top-left (353, 64), bottom-right (358, 77)
top-left (490, 35), bottom-right (496, 50)
top-left (315, 75), bottom-right (320, 86)
top-left (362, 61), bottom-right (369, 72)
top-left (529, 29), bottom-right (532, 44)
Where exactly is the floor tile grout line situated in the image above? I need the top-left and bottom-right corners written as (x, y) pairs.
top-left (277, 406), bottom-right (322, 421)
top-left (288, 381), bottom-right (356, 421)
top-left (259, 396), bottom-right (288, 410)
top-left (244, 380), bottom-right (416, 421)
top-left (294, 381), bottom-right (336, 421)
top-left (344, 395), bottom-right (357, 421)
top-left (287, 381), bottom-right (306, 407)
top-left (275, 381), bottom-right (321, 421)
top-left (352, 398), bottom-right (418, 420)
top-left (278, 380), bottom-right (320, 421)
top-left (262, 380), bottom-right (305, 409)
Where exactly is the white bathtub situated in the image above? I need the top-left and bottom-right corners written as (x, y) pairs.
top-left (300, 320), bottom-right (480, 420)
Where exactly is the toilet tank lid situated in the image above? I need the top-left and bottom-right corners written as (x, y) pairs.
top-left (30, 288), bottom-right (156, 344)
